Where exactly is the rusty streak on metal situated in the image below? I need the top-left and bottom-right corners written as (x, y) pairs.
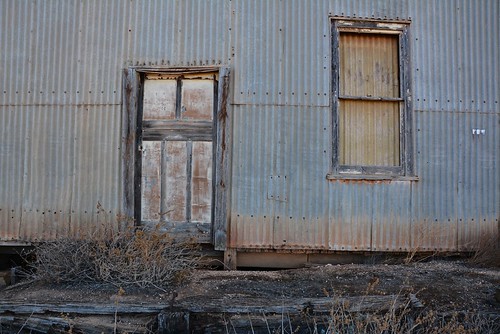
top-left (218, 73), bottom-right (230, 162)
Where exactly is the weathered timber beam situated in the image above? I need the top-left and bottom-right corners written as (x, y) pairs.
top-left (182, 295), bottom-right (403, 314)
top-left (0, 302), bottom-right (165, 315)
top-left (0, 295), bottom-right (403, 317)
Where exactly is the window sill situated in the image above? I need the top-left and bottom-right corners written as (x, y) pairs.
top-left (326, 173), bottom-right (419, 182)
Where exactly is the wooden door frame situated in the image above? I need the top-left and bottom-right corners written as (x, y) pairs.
top-left (122, 66), bottom-right (231, 248)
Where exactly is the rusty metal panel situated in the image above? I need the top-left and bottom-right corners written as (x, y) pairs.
top-left (230, 105), bottom-right (497, 253)
top-left (143, 79), bottom-right (177, 120)
top-left (339, 100), bottom-right (400, 166)
top-left (456, 112), bottom-right (499, 250)
top-left (411, 111), bottom-right (499, 252)
top-left (181, 79), bottom-right (214, 121)
top-left (327, 180), bottom-right (412, 252)
top-left (328, 182), bottom-right (372, 251)
top-left (69, 105), bottom-right (123, 238)
top-left (0, 105), bottom-right (123, 242)
top-left (18, 105), bottom-right (74, 241)
top-left (371, 182), bottom-right (412, 251)
top-left (411, 110), bottom-right (461, 251)
top-left (0, 106), bottom-right (26, 241)
top-left (230, 105), bottom-right (277, 249)
top-left (230, 105), bottom-right (331, 250)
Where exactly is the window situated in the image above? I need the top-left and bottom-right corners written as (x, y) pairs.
top-left (330, 19), bottom-right (415, 179)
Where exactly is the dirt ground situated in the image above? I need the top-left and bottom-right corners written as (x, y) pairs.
top-left (2, 259), bottom-right (499, 312)
top-left (0, 259), bottom-right (499, 333)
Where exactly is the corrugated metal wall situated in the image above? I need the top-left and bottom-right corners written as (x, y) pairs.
top-left (229, 0), bottom-right (499, 251)
top-left (0, 0), bottom-right (231, 241)
top-left (1, 0), bottom-right (498, 251)
top-left (409, 0), bottom-right (499, 250)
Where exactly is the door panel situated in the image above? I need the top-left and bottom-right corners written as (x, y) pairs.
top-left (163, 141), bottom-right (188, 222)
top-left (191, 141), bottom-right (213, 223)
top-left (140, 140), bottom-right (212, 224)
top-left (142, 79), bottom-right (177, 120)
top-left (140, 141), bottom-right (162, 222)
top-left (181, 79), bottom-right (214, 121)
top-left (140, 75), bottom-right (216, 229)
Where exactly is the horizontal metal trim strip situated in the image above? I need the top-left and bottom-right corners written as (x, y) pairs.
top-left (326, 173), bottom-right (419, 181)
top-left (142, 133), bottom-right (213, 141)
top-left (335, 19), bottom-right (408, 29)
top-left (231, 103), bottom-right (330, 107)
top-left (133, 66), bottom-right (221, 74)
top-left (338, 27), bottom-right (403, 35)
top-left (414, 109), bottom-right (500, 115)
top-left (142, 121), bottom-right (213, 130)
top-left (331, 17), bottom-right (412, 25)
top-left (339, 95), bottom-right (403, 102)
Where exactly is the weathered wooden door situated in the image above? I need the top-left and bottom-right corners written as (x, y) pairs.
top-left (139, 73), bottom-right (216, 240)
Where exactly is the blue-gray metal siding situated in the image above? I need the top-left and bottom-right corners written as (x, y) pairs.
top-left (0, 0), bottom-right (231, 241)
top-left (0, 0), bottom-right (498, 251)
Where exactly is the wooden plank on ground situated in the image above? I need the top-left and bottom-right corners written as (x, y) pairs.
top-left (0, 295), bottom-right (403, 316)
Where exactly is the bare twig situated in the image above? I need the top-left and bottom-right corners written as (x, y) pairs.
top-left (16, 312), bottom-right (34, 334)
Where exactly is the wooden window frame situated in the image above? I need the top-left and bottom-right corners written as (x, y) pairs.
top-left (328, 19), bottom-right (417, 181)
top-left (122, 66), bottom-right (231, 248)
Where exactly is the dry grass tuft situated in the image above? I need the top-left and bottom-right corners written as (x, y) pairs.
top-left (470, 233), bottom-right (500, 267)
top-left (313, 303), bottom-right (498, 334)
top-left (23, 226), bottom-right (202, 291)
top-left (294, 296), bottom-right (499, 334)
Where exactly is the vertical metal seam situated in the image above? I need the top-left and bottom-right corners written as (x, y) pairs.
top-left (185, 140), bottom-right (193, 223)
top-left (160, 140), bottom-right (168, 222)
top-left (175, 77), bottom-right (182, 119)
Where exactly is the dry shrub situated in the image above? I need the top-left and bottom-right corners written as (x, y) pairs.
top-left (306, 299), bottom-right (499, 334)
top-left (470, 233), bottom-right (500, 267)
top-left (298, 287), bottom-right (500, 334)
top-left (25, 227), bottom-right (201, 291)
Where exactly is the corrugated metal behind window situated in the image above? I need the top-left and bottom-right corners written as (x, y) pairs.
top-left (339, 100), bottom-right (400, 166)
top-left (339, 33), bottom-right (399, 98)
top-left (338, 33), bottom-right (400, 166)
